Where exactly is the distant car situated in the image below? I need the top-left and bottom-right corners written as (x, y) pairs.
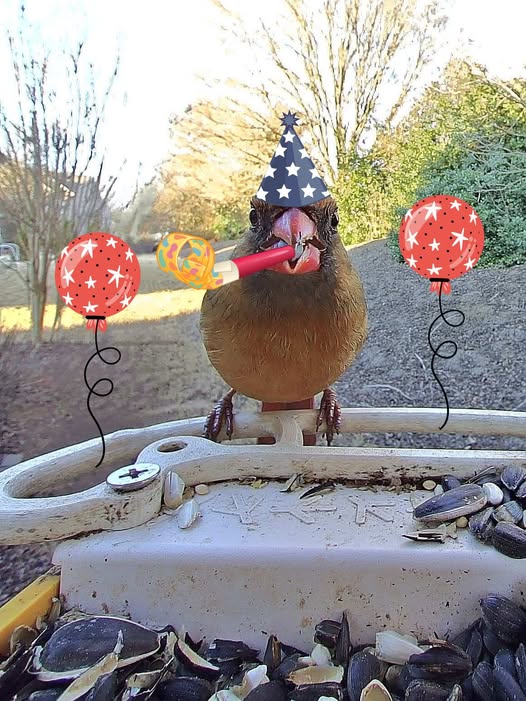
top-left (152, 232), bottom-right (165, 252)
top-left (0, 243), bottom-right (20, 266)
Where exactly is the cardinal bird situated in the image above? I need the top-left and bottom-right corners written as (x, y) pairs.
top-left (199, 196), bottom-right (367, 445)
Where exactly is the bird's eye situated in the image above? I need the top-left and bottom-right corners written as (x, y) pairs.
top-left (249, 208), bottom-right (258, 227)
top-left (331, 211), bottom-right (339, 228)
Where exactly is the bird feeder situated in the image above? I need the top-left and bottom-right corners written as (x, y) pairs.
top-left (0, 406), bottom-right (525, 652)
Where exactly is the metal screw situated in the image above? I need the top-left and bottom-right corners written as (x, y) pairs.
top-left (106, 462), bottom-right (161, 493)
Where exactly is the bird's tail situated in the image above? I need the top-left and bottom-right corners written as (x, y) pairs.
top-left (257, 398), bottom-right (316, 446)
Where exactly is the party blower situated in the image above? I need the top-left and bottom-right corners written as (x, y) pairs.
top-left (156, 232), bottom-right (306, 289)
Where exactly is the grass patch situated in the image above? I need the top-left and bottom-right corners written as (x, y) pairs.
top-left (0, 289), bottom-right (206, 333)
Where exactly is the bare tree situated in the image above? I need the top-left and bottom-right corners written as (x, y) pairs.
top-left (196, 0), bottom-right (447, 184)
top-left (112, 180), bottom-right (159, 243)
top-left (0, 16), bottom-right (118, 344)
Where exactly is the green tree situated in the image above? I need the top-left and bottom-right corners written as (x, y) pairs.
top-left (333, 58), bottom-right (526, 262)
top-left (0, 14), bottom-right (118, 344)
top-left (384, 60), bottom-right (526, 266)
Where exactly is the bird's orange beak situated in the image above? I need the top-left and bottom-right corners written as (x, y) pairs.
top-left (269, 208), bottom-right (321, 275)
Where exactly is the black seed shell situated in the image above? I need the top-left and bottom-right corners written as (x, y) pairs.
top-left (465, 629), bottom-right (483, 668)
top-left (271, 653), bottom-right (307, 683)
top-left (286, 682), bottom-right (343, 700)
top-left (157, 676), bottom-right (213, 701)
top-left (492, 523), bottom-right (526, 559)
top-left (347, 649), bottom-right (383, 701)
top-left (314, 620), bottom-right (341, 649)
top-left (495, 648), bottom-right (518, 679)
top-left (408, 643), bottom-right (471, 683)
top-left (492, 501), bottom-right (523, 524)
top-left (516, 643), bottom-right (526, 694)
top-left (205, 639), bottom-right (259, 663)
top-left (471, 660), bottom-right (494, 701)
top-left (335, 611), bottom-right (352, 667)
top-left (481, 623), bottom-right (513, 657)
top-left (174, 638), bottom-right (221, 680)
top-left (500, 466), bottom-right (526, 492)
top-left (480, 595), bottom-right (526, 645)
top-left (404, 679), bottom-right (452, 700)
top-left (27, 691), bottom-right (64, 701)
top-left (37, 617), bottom-right (160, 679)
top-left (245, 679), bottom-right (288, 700)
top-left (263, 635), bottom-right (281, 675)
top-left (442, 475), bottom-right (462, 491)
top-left (414, 485), bottom-right (486, 523)
top-left (469, 508), bottom-right (495, 542)
top-left (493, 665), bottom-right (526, 701)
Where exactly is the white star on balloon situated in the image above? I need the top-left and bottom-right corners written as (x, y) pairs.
top-left (264, 165), bottom-right (276, 179)
top-left (106, 237), bottom-right (117, 248)
top-left (62, 268), bottom-right (74, 286)
top-left (274, 144), bottom-right (286, 158)
top-left (427, 264), bottom-right (442, 276)
top-left (469, 210), bottom-right (478, 224)
top-left (286, 162), bottom-right (300, 177)
top-left (404, 208), bottom-right (413, 221)
top-left (407, 255), bottom-right (418, 268)
top-left (256, 187), bottom-right (268, 201)
top-left (464, 257), bottom-right (475, 270)
top-left (125, 248), bottom-right (134, 261)
top-left (80, 239), bottom-right (97, 257)
top-left (428, 239), bottom-right (440, 251)
top-left (424, 201), bottom-right (442, 220)
top-left (277, 184), bottom-right (291, 199)
top-left (406, 229), bottom-right (419, 249)
top-left (451, 228), bottom-right (468, 250)
top-left (310, 167), bottom-right (321, 179)
top-left (107, 265), bottom-right (125, 287)
top-left (283, 131), bottom-right (295, 143)
top-left (62, 292), bottom-right (73, 305)
top-left (85, 276), bottom-right (96, 289)
top-left (120, 294), bottom-right (132, 307)
top-left (322, 190), bottom-right (330, 197)
top-left (450, 200), bottom-right (461, 211)
top-left (299, 148), bottom-right (309, 159)
top-left (302, 183), bottom-right (316, 198)
top-left (60, 246), bottom-right (69, 259)
top-left (83, 301), bottom-right (98, 313)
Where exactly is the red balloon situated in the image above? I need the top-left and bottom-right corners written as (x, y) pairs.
top-left (399, 195), bottom-right (484, 294)
top-left (55, 232), bottom-right (140, 331)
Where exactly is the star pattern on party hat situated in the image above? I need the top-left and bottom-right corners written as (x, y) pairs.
top-left (255, 111), bottom-right (331, 207)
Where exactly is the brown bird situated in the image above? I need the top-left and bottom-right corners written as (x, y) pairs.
top-left (200, 196), bottom-right (368, 444)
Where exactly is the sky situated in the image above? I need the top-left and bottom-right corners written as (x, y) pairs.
top-left (0, 0), bottom-right (525, 206)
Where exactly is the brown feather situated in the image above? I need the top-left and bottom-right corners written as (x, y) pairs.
top-left (200, 201), bottom-right (367, 403)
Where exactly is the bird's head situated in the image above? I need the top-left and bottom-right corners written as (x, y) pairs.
top-left (248, 197), bottom-right (339, 275)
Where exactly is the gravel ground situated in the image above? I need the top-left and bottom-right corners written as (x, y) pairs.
top-left (1, 238), bottom-right (525, 604)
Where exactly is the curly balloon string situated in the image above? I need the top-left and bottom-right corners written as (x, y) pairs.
top-left (83, 316), bottom-right (122, 467)
top-left (427, 280), bottom-right (465, 430)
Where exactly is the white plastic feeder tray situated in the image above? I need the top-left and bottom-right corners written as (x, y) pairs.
top-left (0, 407), bottom-right (525, 651)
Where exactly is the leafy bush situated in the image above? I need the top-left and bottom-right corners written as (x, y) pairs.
top-left (384, 62), bottom-right (526, 268)
top-left (408, 138), bottom-right (526, 267)
top-left (211, 200), bottom-right (247, 240)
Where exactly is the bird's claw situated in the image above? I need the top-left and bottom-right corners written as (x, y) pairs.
top-left (316, 388), bottom-right (341, 446)
top-left (203, 389), bottom-right (236, 442)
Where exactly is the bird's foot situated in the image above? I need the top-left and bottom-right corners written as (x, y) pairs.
top-left (316, 387), bottom-right (342, 446)
top-left (203, 389), bottom-right (236, 442)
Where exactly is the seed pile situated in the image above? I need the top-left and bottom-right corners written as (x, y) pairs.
top-left (2, 593), bottom-right (526, 699)
top-left (411, 467), bottom-right (526, 558)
